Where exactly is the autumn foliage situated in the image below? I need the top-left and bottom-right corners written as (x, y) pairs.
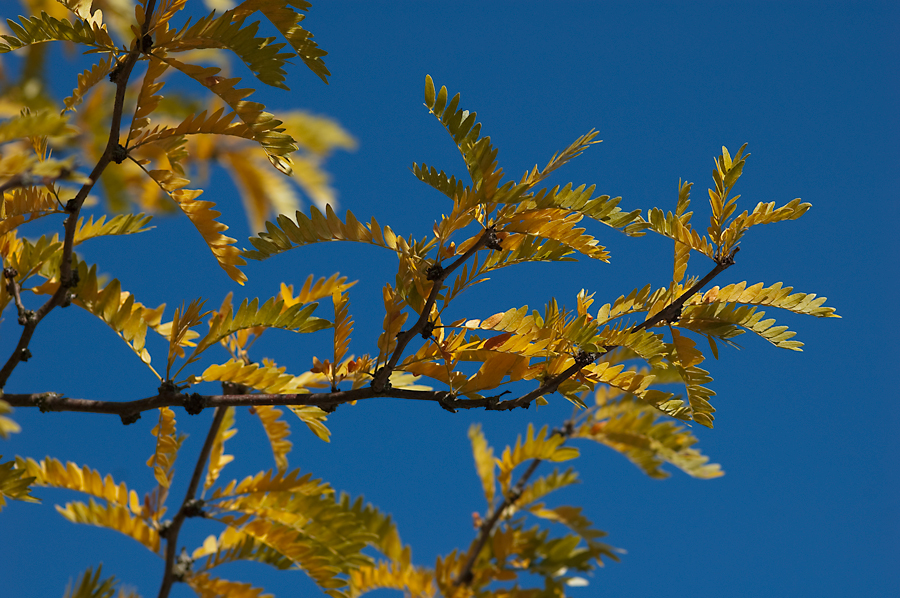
top-left (0, 2), bottom-right (837, 597)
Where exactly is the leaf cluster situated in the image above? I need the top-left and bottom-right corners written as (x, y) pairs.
top-left (0, 1), bottom-right (838, 597)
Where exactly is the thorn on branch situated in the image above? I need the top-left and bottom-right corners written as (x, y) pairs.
top-left (425, 262), bottom-right (444, 281)
top-left (120, 411), bottom-right (141, 425)
top-left (64, 198), bottom-right (78, 213)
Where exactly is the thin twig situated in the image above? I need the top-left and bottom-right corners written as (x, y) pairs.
top-left (632, 248), bottom-right (739, 334)
top-left (3, 267), bottom-right (29, 321)
top-left (0, 0), bottom-right (158, 389)
top-left (454, 422), bottom-right (576, 586)
top-left (371, 229), bottom-right (491, 392)
top-left (157, 402), bottom-right (229, 598)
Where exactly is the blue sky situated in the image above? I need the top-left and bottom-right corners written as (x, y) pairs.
top-left (1, 1), bottom-right (898, 597)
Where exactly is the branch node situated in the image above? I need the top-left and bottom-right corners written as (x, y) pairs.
top-left (665, 305), bottom-right (682, 323)
top-left (120, 411), bottom-right (141, 425)
top-left (111, 144), bottom-right (128, 164)
top-left (17, 310), bottom-right (35, 326)
top-left (574, 350), bottom-right (598, 367)
top-left (372, 367), bottom-right (392, 393)
top-left (141, 33), bottom-right (154, 53)
top-left (172, 548), bottom-right (193, 582)
top-left (182, 498), bottom-right (206, 518)
top-left (320, 402), bottom-right (338, 414)
top-left (184, 393), bottom-right (205, 415)
top-left (437, 393), bottom-right (457, 413)
top-left (18, 348), bottom-right (31, 362)
top-left (484, 391), bottom-right (510, 410)
top-left (3, 267), bottom-right (17, 280)
top-left (716, 245), bottom-right (740, 266)
top-left (421, 320), bottom-right (436, 339)
top-left (158, 519), bottom-right (172, 539)
top-left (62, 262), bottom-right (80, 289)
top-left (425, 262), bottom-right (444, 281)
top-left (108, 60), bottom-right (123, 83)
top-left (485, 227), bottom-right (503, 251)
top-left (158, 380), bottom-right (179, 398)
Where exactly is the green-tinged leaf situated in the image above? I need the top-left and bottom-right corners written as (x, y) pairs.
top-left (187, 573), bottom-right (274, 598)
top-left (0, 110), bottom-right (76, 143)
top-left (0, 12), bottom-right (116, 54)
top-left (62, 565), bottom-right (121, 598)
top-left (232, 0), bottom-right (330, 83)
top-left (581, 398), bottom-right (724, 478)
top-left (163, 8), bottom-right (295, 90)
top-left (63, 54), bottom-right (114, 112)
top-left (0, 456), bottom-right (38, 510)
top-left (497, 424), bottom-right (579, 492)
top-left (191, 296), bottom-right (329, 363)
top-left (0, 401), bottom-right (21, 440)
top-left (516, 468), bottom-right (580, 509)
top-left (244, 205), bottom-right (412, 260)
top-left (72, 213), bottom-right (154, 245)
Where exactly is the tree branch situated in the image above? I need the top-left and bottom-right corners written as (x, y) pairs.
top-left (0, 0), bottom-right (157, 389)
top-left (157, 392), bottom-right (230, 598)
top-left (4, 248), bottom-right (740, 419)
top-left (371, 228), bottom-right (492, 392)
top-left (454, 421), bottom-right (575, 586)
